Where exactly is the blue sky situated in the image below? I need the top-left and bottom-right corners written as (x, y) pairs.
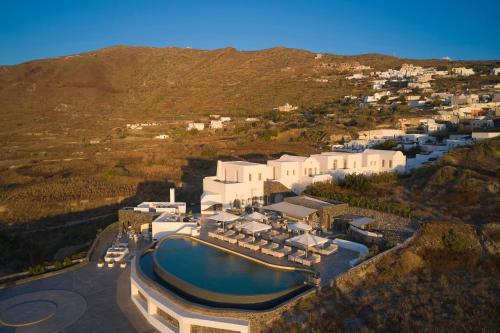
top-left (1, 0), bottom-right (499, 65)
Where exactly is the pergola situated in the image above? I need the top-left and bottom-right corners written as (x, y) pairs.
top-left (208, 211), bottom-right (240, 230)
top-left (262, 202), bottom-right (317, 221)
top-left (240, 221), bottom-right (271, 241)
top-left (288, 222), bottom-right (313, 233)
top-left (244, 211), bottom-right (267, 221)
top-left (288, 233), bottom-right (328, 256)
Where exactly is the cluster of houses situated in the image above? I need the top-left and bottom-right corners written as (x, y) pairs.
top-left (338, 126), bottom-right (499, 173)
top-left (187, 115), bottom-right (231, 131)
top-left (345, 63), bottom-right (500, 135)
top-left (348, 63), bottom-right (499, 109)
top-left (200, 149), bottom-right (406, 213)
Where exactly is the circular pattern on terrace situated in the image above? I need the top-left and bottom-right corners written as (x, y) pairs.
top-left (0, 300), bottom-right (57, 327)
top-left (0, 290), bottom-right (87, 333)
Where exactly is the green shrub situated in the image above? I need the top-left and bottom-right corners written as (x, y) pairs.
top-left (53, 260), bottom-right (63, 270)
top-left (28, 264), bottom-right (46, 276)
top-left (257, 129), bottom-right (278, 141)
top-left (443, 229), bottom-right (470, 254)
top-left (107, 164), bottom-right (130, 176)
top-left (200, 145), bottom-right (217, 158)
top-left (63, 257), bottom-right (73, 267)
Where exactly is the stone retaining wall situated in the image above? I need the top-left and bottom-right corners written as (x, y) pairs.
top-left (334, 229), bottom-right (420, 293)
top-left (118, 208), bottom-right (158, 233)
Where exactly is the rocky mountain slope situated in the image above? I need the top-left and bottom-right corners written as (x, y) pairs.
top-left (0, 46), bottom-right (459, 132)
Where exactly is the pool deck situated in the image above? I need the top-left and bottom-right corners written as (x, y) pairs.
top-left (199, 220), bottom-right (358, 285)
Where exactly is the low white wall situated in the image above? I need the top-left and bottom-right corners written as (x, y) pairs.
top-left (130, 258), bottom-right (249, 333)
top-left (152, 222), bottom-right (198, 240)
top-left (332, 238), bottom-right (369, 255)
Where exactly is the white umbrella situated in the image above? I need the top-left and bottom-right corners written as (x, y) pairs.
top-left (244, 211), bottom-right (267, 221)
top-left (241, 221), bottom-right (271, 242)
top-left (208, 211), bottom-right (240, 231)
top-left (288, 233), bottom-right (328, 257)
top-left (288, 222), bottom-right (313, 233)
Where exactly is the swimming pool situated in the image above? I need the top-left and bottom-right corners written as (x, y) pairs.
top-left (138, 236), bottom-right (312, 309)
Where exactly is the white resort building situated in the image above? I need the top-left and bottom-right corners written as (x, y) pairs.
top-left (201, 150), bottom-right (406, 213)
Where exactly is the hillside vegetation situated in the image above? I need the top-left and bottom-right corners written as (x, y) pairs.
top-left (0, 46), bottom-right (472, 133)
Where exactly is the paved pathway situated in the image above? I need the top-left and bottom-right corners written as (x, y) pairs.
top-left (0, 229), bottom-right (156, 333)
top-left (0, 264), bottom-right (156, 333)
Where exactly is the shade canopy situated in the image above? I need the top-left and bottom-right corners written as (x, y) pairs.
top-left (262, 202), bottom-right (317, 220)
top-left (208, 211), bottom-right (240, 222)
top-left (241, 221), bottom-right (271, 234)
top-left (244, 211), bottom-right (267, 221)
top-left (288, 233), bottom-right (328, 248)
top-left (288, 222), bottom-right (313, 232)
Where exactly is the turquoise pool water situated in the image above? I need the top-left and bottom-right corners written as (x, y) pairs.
top-left (152, 237), bottom-right (308, 296)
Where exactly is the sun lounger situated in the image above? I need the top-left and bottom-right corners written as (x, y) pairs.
top-left (301, 253), bottom-right (321, 266)
top-left (256, 239), bottom-right (268, 247)
top-left (276, 245), bottom-right (292, 256)
top-left (261, 242), bottom-right (279, 255)
top-left (311, 242), bottom-right (338, 255)
top-left (234, 233), bottom-right (246, 240)
top-left (238, 236), bottom-right (254, 247)
top-left (246, 242), bottom-right (260, 251)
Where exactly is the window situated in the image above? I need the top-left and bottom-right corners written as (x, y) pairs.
top-left (273, 167), bottom-right (276, 179)
top-left (382, 160), bottom-right (385, 167)
top-left (249, 174), bottom-right (252, 181)
top-left (304, 168), bottom-right (307, 176)
top-left (343, 160), bottom-right (347, 169)
top-left (333, 160), bottom-right (337, 170)
top-left (258, 173), bottom-right (262, 181)
top-left (286, 170), bottom-right (289, 176)
top-left (293, 169), bottom-right (295, 175)
top-left (314, 167), bottom-right (317, 174)
top-left (389, 160), bottom-right (393, 168)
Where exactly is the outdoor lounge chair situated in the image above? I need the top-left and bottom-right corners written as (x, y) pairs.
top-left (320, 242), bottom-right (338, 255)
top-left (302, 253), bottom-right (321, 266)
top-left (234, 233), bottom-right (246, 240)
top-left (256, 239), bottom-right (268, 247)
top-left (246, 242), bottom-right (260, 251)
top-left (275, 245), bottom-right (292, 258)
top-left (261, 242), bottom-right (279, 255)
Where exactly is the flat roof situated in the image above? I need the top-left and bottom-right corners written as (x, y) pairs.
top-left (287, 195), bottom-right (338, 207)
top-left (350, 217), bottom-right (376, 228)
top-left (223, 161), bottom-right (264, 166)
top-left (262, 202), bottom-right (317, 219)
top-left (276, 154), bottom-right (308, 162)
top-left (153, 212), bottom-right (180, 222)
